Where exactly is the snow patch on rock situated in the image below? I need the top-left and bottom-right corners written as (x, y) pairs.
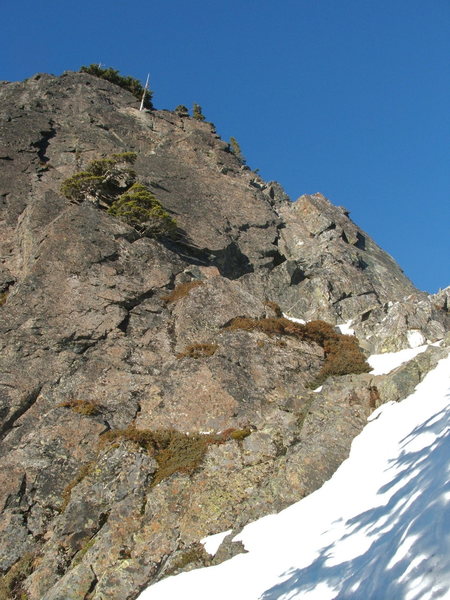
top-left (200, 529), bottom-right (232, 556)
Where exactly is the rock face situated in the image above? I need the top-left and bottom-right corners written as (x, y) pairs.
top-left (0, 71), bottom-right (449, 600)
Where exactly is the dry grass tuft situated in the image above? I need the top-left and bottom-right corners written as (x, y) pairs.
top-left (224, 316), bottom-right (299, 335)
top-left (264, 300), bottom-right (283, 317)
top-left (58, 399), bottom-right (101, 416)
top-left (162, 281), bottom-right (204, 304)
top-left (164, 542), bottom-right (212, 576)
top-left (0, 291), bottom-right (9, 306)
top-left (100, 426), bottom-right (252, 486)
top-left (0, 552), bottom-right (35, 600)
top-left (177, 343), bottom-right (218, 359)
top-left (224, 317), bottom-right (370, 386)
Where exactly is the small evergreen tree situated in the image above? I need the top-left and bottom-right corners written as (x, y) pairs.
top-left (60, 153), bottom-right (137, 203)
top-left (108, 183), bottom-right (177, 237)
top-left (79, 65), bottom-right (153, 109)
top-left (61, 153), bottom-right (176, 238)
top-left (175, 105), bottom-right (189, 117)
top-left (229, 137), bottom-right (246, 165)
top-left (192, 103), bottom-right (205, 121)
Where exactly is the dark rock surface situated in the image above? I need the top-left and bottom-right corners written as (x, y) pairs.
top-left (0, 71), bottom-right (448, 600)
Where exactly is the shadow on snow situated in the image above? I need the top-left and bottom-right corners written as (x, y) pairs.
top-left (261, 395), bottom-right (450, 600)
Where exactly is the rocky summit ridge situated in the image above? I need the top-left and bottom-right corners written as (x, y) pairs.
top-left (0, 71), bottom-right (449, 600)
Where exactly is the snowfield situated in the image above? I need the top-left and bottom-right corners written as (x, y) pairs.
top-left (138, 348), bottom-right (450, 600)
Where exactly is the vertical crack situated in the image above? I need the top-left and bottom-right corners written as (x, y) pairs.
top-left (0, 386), bottom-right (42, 440)
top-left (84, 566), bottom-right (98, 599)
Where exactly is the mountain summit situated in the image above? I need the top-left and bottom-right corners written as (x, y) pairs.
top-left (0, 71), bottom-right (449, 600)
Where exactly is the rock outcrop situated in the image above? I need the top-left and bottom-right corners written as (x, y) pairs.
top-left (0, 71), bottom-right (448, 600)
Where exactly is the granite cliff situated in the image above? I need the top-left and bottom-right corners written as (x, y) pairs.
top-left (0, 71), bottom-right (449, 600)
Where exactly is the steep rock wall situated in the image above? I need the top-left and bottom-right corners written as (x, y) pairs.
top-left (0, 72), bottom-right (449, 600)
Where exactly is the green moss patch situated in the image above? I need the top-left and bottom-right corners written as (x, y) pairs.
top-left (164, 542), bottom-right (212, 576)
top-left (71, 536), bottom-right (97, 568)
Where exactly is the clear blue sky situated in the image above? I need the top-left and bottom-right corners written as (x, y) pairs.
top-left (1, 0), bottom-right (448, 293)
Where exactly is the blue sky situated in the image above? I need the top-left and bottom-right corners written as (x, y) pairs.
top-left (1, 0), bottom-right (448, 292)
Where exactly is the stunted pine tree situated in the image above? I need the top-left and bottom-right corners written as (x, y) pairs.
top-left (229, 137), bottom-right (246, 165)
top-left (175, 105), bottom-right (189, 117)
top-left (192, 103), bottom-right (205, 121)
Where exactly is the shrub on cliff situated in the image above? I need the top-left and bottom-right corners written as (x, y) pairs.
top-left (60, 152), bottom-right (137, 203)
top-left (61, 153), bottom-right (176, 238)
top-left (60, 172), bottom-right (105, 202)
top-left (79, 64), bottom-right (153, 109)
top-left (108, 183), bottom-right (177, 237)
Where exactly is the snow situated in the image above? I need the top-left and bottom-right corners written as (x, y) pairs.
top-left (367, 345), bottom-right (428, 375)
top-left (283, 313), bottom-right (306, 324)
top-left (200, 529), bottom-right (232, 555)
top-left (336, 320), bottom-right (355, 336)
top-left (407, 329), bottom-right (426, 348)
top-left (138, 350), bottom-right (450, 600)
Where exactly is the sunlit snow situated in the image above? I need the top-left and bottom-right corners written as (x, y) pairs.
top-left (138, 349), bottom-right (450, 600)
top-left (407, 329), bottom-right (426, 348)
top-left (367, 345), bottom-right (428, 375)
top-left (336, 320), bottom-right (355, 336)
top-left (201, 529), bottom-right (232, 555)
top-left (282, 313), bottom-right (306, 324)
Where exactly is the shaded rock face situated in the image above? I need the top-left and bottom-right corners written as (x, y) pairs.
top-left (0, 72), bottom-right (448, 599)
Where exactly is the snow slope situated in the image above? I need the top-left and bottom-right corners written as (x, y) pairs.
top-left (138, 350), bottom-right (450, 600)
